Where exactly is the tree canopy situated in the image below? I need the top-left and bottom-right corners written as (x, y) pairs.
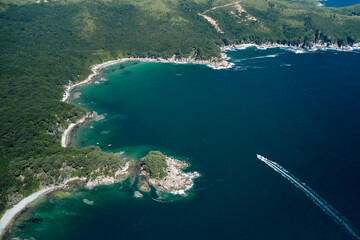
top-left (141, 151), bottom-right (168, 179)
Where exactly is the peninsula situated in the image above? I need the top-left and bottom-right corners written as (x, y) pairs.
top-left (138, 151), bottom-right (200, 195)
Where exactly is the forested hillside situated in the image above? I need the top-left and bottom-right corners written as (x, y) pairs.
top-left (206, 0), bottom-right (360, 47)
top-left (0, 0), bottom-right (359, 215)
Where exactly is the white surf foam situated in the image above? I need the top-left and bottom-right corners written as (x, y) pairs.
top-left (151, 198), bottom-right (173, 203)
top-left (257, 154), bottom-right (360, 240)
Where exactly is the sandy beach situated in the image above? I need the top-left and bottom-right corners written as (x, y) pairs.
top-left (0, 177), bottom-right (84, 238)
top-left (61, 115), bottom-right (89, 147)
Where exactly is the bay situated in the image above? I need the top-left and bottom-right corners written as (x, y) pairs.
top-left (6, 47), bottom-right (360, 240)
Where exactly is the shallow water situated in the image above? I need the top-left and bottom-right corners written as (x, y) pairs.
top-left (6, 47), bottom-right (360, 240)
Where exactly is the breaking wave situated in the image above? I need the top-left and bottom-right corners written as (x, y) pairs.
top-left (151, 198), bottom-right (174, 203)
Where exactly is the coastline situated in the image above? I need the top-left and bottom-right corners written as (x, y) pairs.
top-left (220, 42), bottom-right (360, 53)
top-left (61, 54), bottom-right (233, 103)
top-left (60, 41), bottom-right (360, 152)
top-left (0, 177), bottom-right (85, 239)
top-left (139, 157), bottom-right (200, 196)
top-left (61, 115), bottom-right (87, 148)
top-left (61, 41), bottom-right (360, 103)
top-left (3, 41), bottom-right (359, 238)
top-left (0, 160), bottom-right (131, 238)
top-left (317, 0), bottom-right (324, 7)
top-left (59, 54), bottom-right (235, 148)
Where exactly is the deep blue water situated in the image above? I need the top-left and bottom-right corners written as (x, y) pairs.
top-left (320, 0), bottom-right (360, 7)
top-left (6, 47), bottom-right (360, 240)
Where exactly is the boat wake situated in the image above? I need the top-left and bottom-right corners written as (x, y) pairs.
top-left (257, 154), bottom-right (360, 240)
top-left (234, 53), bottom-right (281, 62)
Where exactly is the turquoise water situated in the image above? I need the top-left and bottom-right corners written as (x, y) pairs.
top-left (6, 47), bottom-right (360, 239)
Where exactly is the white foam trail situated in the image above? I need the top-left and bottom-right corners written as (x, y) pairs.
top-left (234, 53), bottom-right (280, 62)
top-left (257, 154), bottom-right (360, 240)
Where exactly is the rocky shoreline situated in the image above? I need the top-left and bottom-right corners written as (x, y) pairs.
top-left (0, 161), bottom-right (132, 238)
top-left (140, 157), bottom-right (200, 195)
top-left (61, 111), bottom-right (98, 148)
top-left (221, 42), bottom-right (360, 53)
top-left (85, 162), bottom-right (131, 189)
top-left (61, 54), bottom-right (233, 103)
top-left (61, 41), bottom-right (360, 103)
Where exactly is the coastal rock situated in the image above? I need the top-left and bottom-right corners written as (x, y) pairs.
top-left (220, 41), bottom-right (360, 53)
top-left (60, 111), bottom-right (98, 148)
top-left (138, 179), bottom-right (151, 192)
top-left (85, 162), bottom-right (130, 189)
top-left (94, 114), bottom-right (105, 121)
top-left (74, 92), bottom-right (81, 98)
top-left (85, 176), bottom-right (117, 189)
top-left (115, 151), bottom-right (125, 157)
top-left (51, 190), bottom-right (72, 199)
top-left (83, 199), bottom-right (94, 205)
top-left (147, 158), bottom-right (200, 195)
top-left (134, 191), bottom-right (143, 198)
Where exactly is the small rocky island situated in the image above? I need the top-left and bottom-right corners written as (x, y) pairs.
top-left (138, 151), bottom-right (200, 195)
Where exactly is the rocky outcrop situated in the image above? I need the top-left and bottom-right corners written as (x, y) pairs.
top-left (134, 191), bottom-right (143, 198)
top-left (74, 92), bottom-right (82, 98)
top-left (83, 199), bottom-right (94, 205)
top-left (85, 162), bottom-right (130, 189)
top-left (143, 158), bottom-right (200, 195)
top-left (138, 179), bottom-right (151, 192)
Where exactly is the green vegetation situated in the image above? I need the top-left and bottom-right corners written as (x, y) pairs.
top-left (0, 0), bottom-right (221, 215)
top-left (4, 145), bottom-right (125, 210)
top-left (0, 0), bottom-right (359, 216)
top-left (141, 151), bottom-right (168, 179)
top-left (206, 0), bottom-right (360, 47)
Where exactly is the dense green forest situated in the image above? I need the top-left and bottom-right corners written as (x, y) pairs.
top-left (0, 0), bottom-right (359, 215)
top-left (141, 151), bottom-right (168, 179)
top-left (206, 0), bottom-right (360, 47)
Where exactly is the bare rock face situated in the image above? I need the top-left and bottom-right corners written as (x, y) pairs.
top-left (74, 92), bottom-right (82, 98)
top-left (134, 191), bottom-right (143, 198)
top-left (94, 114), bottom-right (105, 121)
top-left (138, 179), bottom-right (151, 192)
top-left (147, 158), bottom-right (200, 195)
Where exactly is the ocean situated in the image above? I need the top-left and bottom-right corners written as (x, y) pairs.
top-left (5, 47), bottom-right (360, 240)
top-left (320, 0), bottom-right (360, 7)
